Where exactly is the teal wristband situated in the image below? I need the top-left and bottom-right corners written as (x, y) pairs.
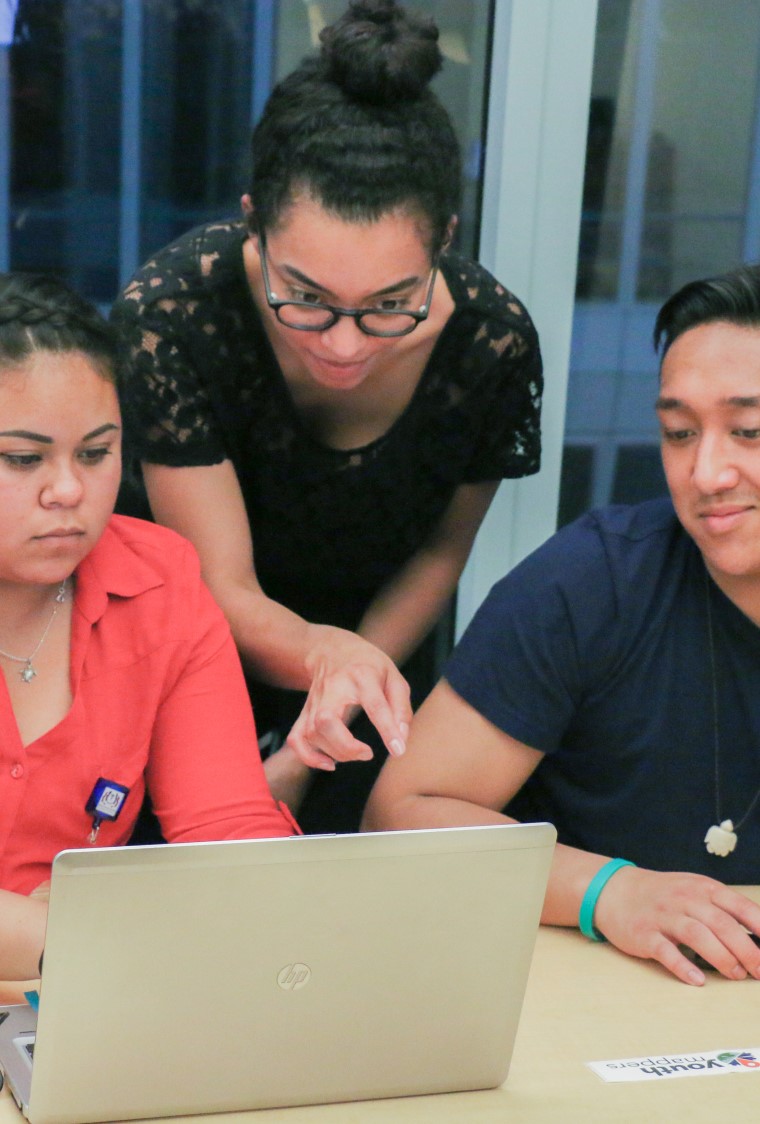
top-left (579, 859), bottom-right (636, 941)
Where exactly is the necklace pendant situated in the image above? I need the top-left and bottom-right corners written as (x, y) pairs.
top-left (19, 663), bottom-right (37, 684)
top-left (704, 819), bottom-right (737, 857)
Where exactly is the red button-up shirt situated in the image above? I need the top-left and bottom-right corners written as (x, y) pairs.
top-left (0, 516), bottom-right (297, 893)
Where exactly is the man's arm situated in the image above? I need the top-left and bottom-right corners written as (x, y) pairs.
top-left (363, 679), bottom-right (760, 986)
top-left (143, 460), bottom-right (411, 772)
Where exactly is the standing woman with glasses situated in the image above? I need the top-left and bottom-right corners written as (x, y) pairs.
top-left (111, 0), bottom-right (543, 833)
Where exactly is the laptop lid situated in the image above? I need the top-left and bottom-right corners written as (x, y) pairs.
top-left (4, 823), bottom-right (556, 1124)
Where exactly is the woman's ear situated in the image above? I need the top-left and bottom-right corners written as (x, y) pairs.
top-left (443, 215), bottom-right (458, 251)
top-left (240, 194), bottom-right (257, 236)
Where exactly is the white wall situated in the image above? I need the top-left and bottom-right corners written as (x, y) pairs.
top-left (457, 0), bottom-right (599, 635)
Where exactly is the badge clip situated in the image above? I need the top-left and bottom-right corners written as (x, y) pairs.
top-left (85, 778), bottom-right (129, 844)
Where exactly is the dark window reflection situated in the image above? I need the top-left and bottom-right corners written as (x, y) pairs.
top-left (7, 1), bottom-right (491, 305)
top-left (8, 0), bottom-right (253, 303)
top-left (576, 96), bottom-right (618, 299)
top-left (10, 0), bottom-right (122, 299)
top-left (139, 0), bottom-right (253, 259)
top-left (557, 445), bottom-right (595, 528)
top-left (611, 445), bottom-right (667, 505)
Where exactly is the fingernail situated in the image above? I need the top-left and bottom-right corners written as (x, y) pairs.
top-left (687, 968), bottom-right (705, 986)
top-left (399, 722), bottom-right (410, 738)
top-left (732, 965), bottom-right (747, 980)
top-left (390, 738), bottom-right (406, 757)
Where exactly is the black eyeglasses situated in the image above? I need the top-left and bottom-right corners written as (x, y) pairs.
top-left (258, 235), bottom-right (439, 338)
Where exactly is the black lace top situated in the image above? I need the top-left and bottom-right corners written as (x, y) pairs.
top-left (112, 220), bottom-right (543, 628)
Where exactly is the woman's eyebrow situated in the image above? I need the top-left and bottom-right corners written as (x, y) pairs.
top-left (282, 263), bottom-right (421, 299)
top-left (0, 429), bottom-right (53, 442)
top-left (82, 423), bottom-right (120, 440)
top-left (371, 276), bottom-right (421, 297)
top-left (0, 423), bottom-right (120, 442)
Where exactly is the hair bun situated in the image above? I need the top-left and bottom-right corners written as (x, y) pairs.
top-left (320, 0), bottom-right (442, 104)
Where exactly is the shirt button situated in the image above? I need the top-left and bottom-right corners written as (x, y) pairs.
top-left (10, 763), bottom-right (24, 779)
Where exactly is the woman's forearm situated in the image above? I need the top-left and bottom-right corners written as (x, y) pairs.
top-left (357, 480), bottom-right (501, 666)
top-left (356, 545), bottom-right (464, 667)
top-left (0, 889), bottom-right (47, 980)
top-left (143, 460), bottom-right (412, 763)
top-left (210, 576), bottom-right (333, 689)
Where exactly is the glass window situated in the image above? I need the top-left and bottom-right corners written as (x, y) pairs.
top-left (6, 0), bottom-right (254, 303)
top-left (641, 0), bottom-right (760, 297)
top-left (562, 0), bottom-right (760, 525)
top-left (4, 1), bottom-right (493, 304)
top-left (138, 0), bottom-right (254, 262)
top-left (272, 1), bottom-right (493, 258)
top-left (9, 0), bottom-right (123, 299)
top-left (576, 0), bottom-right (635, 301)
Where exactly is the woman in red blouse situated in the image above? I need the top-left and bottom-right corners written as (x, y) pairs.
top-left (0, 272), bottom-right (297, 979)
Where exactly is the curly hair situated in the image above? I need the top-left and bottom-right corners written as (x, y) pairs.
top-left (249, 0), bottom-right (461, 255)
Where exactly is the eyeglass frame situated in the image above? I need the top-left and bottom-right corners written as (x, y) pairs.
top-left (257, 232), bottom-right (440, 338)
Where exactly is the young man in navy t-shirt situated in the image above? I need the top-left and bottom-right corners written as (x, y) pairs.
top-left (364, 263), bottom-right (760, 987)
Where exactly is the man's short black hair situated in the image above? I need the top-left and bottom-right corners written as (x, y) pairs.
top-left (654, 263), bottom-right (760, 358)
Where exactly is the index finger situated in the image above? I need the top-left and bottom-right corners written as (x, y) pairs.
top-left (383, 664), bottom-right (413, 730)
top-left (355, 669), bottom-right (411, 758)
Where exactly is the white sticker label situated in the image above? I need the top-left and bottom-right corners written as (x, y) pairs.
top-left (95, 786), bottom-right (126, 817)
top-left (588, 1048), bottom-right (760, 1082)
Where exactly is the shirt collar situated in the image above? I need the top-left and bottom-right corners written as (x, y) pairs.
top-left (73, 518), bottom-right (165, 624)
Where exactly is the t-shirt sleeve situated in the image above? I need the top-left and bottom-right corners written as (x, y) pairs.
top-left (462, 306), bottom-right (543, 484)
top-left (145, 539), bottom-right (299, 840)
top-left (111, 277), bottom-right (229, 469)
top-left (444, 518), bottom-right (618, 752)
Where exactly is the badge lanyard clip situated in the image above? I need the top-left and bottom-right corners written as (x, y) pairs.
top-left (85, 778), bottom-right (130, 844)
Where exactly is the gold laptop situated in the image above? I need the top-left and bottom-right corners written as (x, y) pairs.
top-left (0, 823), bottom-right (555, 1123)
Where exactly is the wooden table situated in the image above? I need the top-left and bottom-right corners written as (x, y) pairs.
top-left (2, 891), bottom-right (759, 1123)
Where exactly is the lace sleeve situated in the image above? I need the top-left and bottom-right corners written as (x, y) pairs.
top-left (463, 314), bottom-right (543, 482)
top-left (111, 283), bottom-right (229, 468)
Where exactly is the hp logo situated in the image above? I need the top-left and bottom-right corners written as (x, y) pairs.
top-left (277, 963), bottom-right (311, 991)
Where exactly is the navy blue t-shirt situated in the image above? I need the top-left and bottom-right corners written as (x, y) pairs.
top-left (445, 497), bottom-right (760, 880)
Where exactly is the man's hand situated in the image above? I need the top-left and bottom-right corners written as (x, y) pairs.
top-left (594, 865), bottom-right (760, 984)
top-left (285, 637), bottom-right (411, 770)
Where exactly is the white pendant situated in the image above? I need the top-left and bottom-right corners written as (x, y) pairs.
top-left (704, 819), bottom-right (737, 856)
top-left (20, 664), bottom-right (36, 683)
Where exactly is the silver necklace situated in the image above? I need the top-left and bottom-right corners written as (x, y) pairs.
top-left (0, 580), bottom-right (68, 683)
top-left (703, 571), bottom-right (760, 856)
